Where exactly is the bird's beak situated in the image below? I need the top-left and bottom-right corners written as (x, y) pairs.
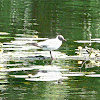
top-left (63, 39), bottom-right (66, 41)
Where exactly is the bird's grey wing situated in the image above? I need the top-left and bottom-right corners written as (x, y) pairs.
top-left (40, 45), bottom-right (47, 48)
top-left (37, 39), bottom-right (56, 49)
top-left (37, 40), bottom-right (50, 47)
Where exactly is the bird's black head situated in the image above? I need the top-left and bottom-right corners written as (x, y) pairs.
top-left (56, 35), bottom-right (66, 41)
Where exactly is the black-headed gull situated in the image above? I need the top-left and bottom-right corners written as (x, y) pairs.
top-left (35, 35), bottom-right (66, 58)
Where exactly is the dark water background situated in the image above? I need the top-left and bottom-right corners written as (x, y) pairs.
top-left (0, 0), bottom-right (100, 100)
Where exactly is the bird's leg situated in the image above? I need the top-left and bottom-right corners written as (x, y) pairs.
top-left (50, 51), bottom-right (53, 59)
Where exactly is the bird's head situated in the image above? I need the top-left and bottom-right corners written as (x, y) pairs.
top-left (56, 35), bottom-right (66, 41)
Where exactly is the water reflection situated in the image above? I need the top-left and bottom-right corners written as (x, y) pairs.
top-left (1, 32), bottom-right (100, 99)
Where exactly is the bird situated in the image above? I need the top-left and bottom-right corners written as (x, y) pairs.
top-left (34, 35), bottom-right (66, 59)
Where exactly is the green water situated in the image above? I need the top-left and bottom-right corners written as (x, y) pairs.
top-left (0, 0), bottom-right (100, 100)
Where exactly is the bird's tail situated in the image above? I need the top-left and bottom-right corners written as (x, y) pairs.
top-left (27, 42), bottom-right (38, 46)
top-left (27, 42), bottom-right (40, 48)
top-left (32, 43), bottom-right (38, 46)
